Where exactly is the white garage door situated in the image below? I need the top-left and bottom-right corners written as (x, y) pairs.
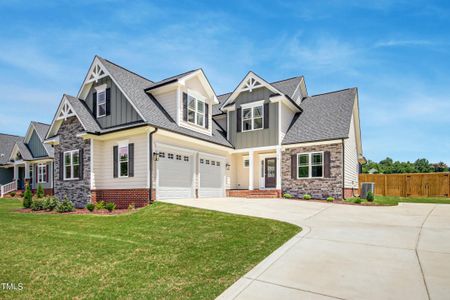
top-left (199, 156), bottom-right (225, 198)
top-left (157, 150), bottom-right (194, 200)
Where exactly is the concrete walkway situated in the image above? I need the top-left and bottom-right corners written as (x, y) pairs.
top-left (160, 198), bottom-right (450, 300)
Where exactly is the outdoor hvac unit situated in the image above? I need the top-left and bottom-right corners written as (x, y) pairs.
top-left (360, 182), bottom-right (375, 199)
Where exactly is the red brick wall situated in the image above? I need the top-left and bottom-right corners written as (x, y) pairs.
top-left (343, 188), bottom-right (357, 199)
top-left (91, 189), bottom-right (154, 209)
top-left (226, 189), bottom-right (282, 198)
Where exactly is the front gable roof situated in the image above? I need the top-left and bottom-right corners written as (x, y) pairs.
top-left (23, 122), bottom-right (54, 158)
top-left (0, 134), bottom-right (23, 165)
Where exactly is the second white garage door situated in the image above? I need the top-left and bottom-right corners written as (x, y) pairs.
top-left (157, 150), bottom-right (194, 200)
top-left (199, 156), bottom-right (225, 198)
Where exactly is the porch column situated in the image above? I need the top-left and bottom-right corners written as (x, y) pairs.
top-left (24, 162), bottom-right (30, 179)
top-left (13, 164), bottom-right (18, 180)
top-left (276, 146), bottom-right (282, 190)
top-left (248, 150), bottom-right (254, 190)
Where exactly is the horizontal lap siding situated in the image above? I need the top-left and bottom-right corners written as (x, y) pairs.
top-left (344, 114), bottom-right (358, 189)
top-left (93, 132), bottom-right (148, 189)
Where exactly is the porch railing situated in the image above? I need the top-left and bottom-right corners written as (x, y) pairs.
top-left (1, 180), bottom-right (17, 198)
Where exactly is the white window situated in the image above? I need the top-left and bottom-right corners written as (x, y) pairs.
top-left (95, 84), bottom-right (107, 118)
top-left (297, 152), bottom-right (323, 179)
top-left (159, 152), bottom-right (165, 158)
top-left (187, 94), bottom-right (205, 127)
top-left (119, 145), bottom-right (129, 178)
top-left (168, 153), bottom-right (174, 159)
top-left (38, 164), bottom-right (47, 183)
top-left (243, 159), bottom-right (249, 168)
top-left (64, 150), bottom-right (79, 180)
top-left (242, 104), bottom-right (263, 131)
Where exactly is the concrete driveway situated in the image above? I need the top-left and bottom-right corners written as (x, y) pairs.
top-left (160, 198), bottom-right (450, 300)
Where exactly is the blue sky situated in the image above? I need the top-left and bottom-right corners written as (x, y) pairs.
top-left (0, 0), bottom-right (449, 164)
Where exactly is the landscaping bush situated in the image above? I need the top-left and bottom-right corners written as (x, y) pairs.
top-left (56, 197), bottom-right (75, 213)
top-left (36, 184), bottom-right (45, 198)
top-left (326, 196), bottom-right (334, 202)
top-left (43, 197), bottom-right (58, 211)
top-left (31, 198), bottom-right (45, 211)
top-left (303, 194), bottom-right (312, 200)
top-left (283, 193), bottom-right (294, 199)
top-left (95, 201), bottom-right (105, 210)
top-left (10, 191), bottom-right (16, 197)
top-left (105, 202), bottom-right (116, 212)
top-left (86, 203), bottom-right (95, 212)
top-left (353, 198), bottom-right (362, 204)
top-left (128, 203), bottom-right (136, 210)
top-left (366, 191), bottom-right (374, 202)
top-left (23, 183), bottom-right (32, 208)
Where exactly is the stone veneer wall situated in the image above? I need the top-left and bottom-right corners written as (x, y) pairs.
top-left (282, 143), bottom-right (343, 199)
top-left (54, 116), bottom-right (91, 208)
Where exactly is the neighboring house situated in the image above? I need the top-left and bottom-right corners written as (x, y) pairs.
top-left (6, 122), bottom-right (54, 194)
top-left (0, 133), bottom-right (23, 187)
top-left (44, 56), bottom-right (364, 208)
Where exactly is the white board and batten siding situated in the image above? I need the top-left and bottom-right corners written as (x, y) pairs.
top-left (92, 132), bottom-right (149, 189)
top-left (344, 114), bottom-right (359, 189)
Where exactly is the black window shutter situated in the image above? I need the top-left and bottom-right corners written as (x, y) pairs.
top-left (264, 103), bottom-right (270, 129)
top-left (324, 151), bottom-right (331, 178)
top-left (106, 88), bottom-right (111, 116)
top-left (205, 103), bottom-right (209, 129)
top-left (183, 93), bottom-right (188, 122)
top-left (129, 143), bottom-right (134, 177)
top-left (59, 152), bottom-right (64, 180)
top-left (236, 108), bottom-right (242, 132)
top-left (113, 146), bottom-right (118, 178)
top-left (92, 92), bottom-right (97, 117)
top-left (291, 154), bottom-right (297, 179)
top-left (46, 164), bottom-right (49, 182)
top-left (79, 149), bottom-right (84, 180)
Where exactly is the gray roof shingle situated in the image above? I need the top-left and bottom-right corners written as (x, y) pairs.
top-left (282, 88), bottom-right (356, 145)
top-left (0, 134), bottom-right (22, 165)
top-left (16, 141), bottom-right (33, 160)
top-left (96, 57), bottom-right (231, 147)
top-left (213, 76), bottom-right (304, 116)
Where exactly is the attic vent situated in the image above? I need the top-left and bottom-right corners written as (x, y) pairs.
top-left (87, 64), bottom-right (106, 83)
top-left (242, 77), bottom-right (262, 92)
top-left (0, 153), bottom-right (4, 158)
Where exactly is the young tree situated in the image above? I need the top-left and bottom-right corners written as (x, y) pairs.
top-left (23, 182), bottom-right (32, 208)
top-left (36, 183), bottom-right (44, 198)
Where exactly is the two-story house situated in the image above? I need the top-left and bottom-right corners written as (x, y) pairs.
top-left (44, 56), bottom-right (364, 208)
top-left (0, 122), bottom-right (54, 196)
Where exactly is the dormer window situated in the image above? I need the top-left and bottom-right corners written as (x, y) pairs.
top-left (187, 94), bottom-right (205, 127)
top-left (95, 84), bottom-right (107, 118)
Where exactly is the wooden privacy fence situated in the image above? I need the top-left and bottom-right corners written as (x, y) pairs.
top-left (359, 173), bottom-right (450, 197)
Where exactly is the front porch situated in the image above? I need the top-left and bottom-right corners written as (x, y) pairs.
top-left (228, 146), bottom-right (282, 198)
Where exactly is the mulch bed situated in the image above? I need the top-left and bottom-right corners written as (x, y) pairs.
top-left (17, 208), bottom-right (142, 215)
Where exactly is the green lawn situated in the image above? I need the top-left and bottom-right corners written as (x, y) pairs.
top-left (347, 195), bottom-right (450, 205)
top-left (0, 199), bottom-right (299, 299)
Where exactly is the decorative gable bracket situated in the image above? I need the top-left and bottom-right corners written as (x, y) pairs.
top-left (57, 99), bottom-right (75, 120)
top-left (242, 77), bottom-right (262, 92)
top-left (86, 63), bottom-right (107, 83)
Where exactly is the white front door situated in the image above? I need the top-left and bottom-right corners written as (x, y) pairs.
top-left (199, 155), bottom-right (225, 198)
top-left (157, 149), bottom-right (194, 200)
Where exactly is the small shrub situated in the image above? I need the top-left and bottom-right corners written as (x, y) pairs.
top-left (353, 198), bottom-right (362, 204)
top-left (326, 196), bottom-right (334, 202)
top-left (283, 193), bottom-right (294, 199)
top-left (95, 201), bottom-right (105, 210)
top-left (56, 197), bottom-right (75, 213)
top-left (105, 202), bottom-right (116, 212)
top-left (303, 194), bottom-right (312, 200)
top-left (43, 197), bottom-right (58, 211)
top-left (23, 183), bottom-right (32, 208)
top-left (9, 191), bottom-right (16, 197)
top-left (86, 203), bottom-right (95, 212)
top-left (128, 203), bottom-right (136, 210)
top-left (36, 184), bottom-right (45, 198)
top-left (366, 191), bottom-right (374, 202)
top-left (31, 198), bottom-right (45, 211)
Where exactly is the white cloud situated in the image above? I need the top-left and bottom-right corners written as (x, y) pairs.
top-left (374, 39), bottom-right (435, 48)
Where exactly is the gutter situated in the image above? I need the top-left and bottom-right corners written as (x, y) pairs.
top-left (148, 128), bottom-right (158, 203)
top-left (342, 138), bottom-right (346, 200)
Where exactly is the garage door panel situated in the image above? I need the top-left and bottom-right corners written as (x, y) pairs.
top-left (157, 150), bottom-right (194, 200)
top-left (199, 157), bottom-right (224, 198)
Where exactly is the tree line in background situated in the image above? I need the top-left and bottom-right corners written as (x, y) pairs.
top-left (362, 158), bottom-right (449, 174)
